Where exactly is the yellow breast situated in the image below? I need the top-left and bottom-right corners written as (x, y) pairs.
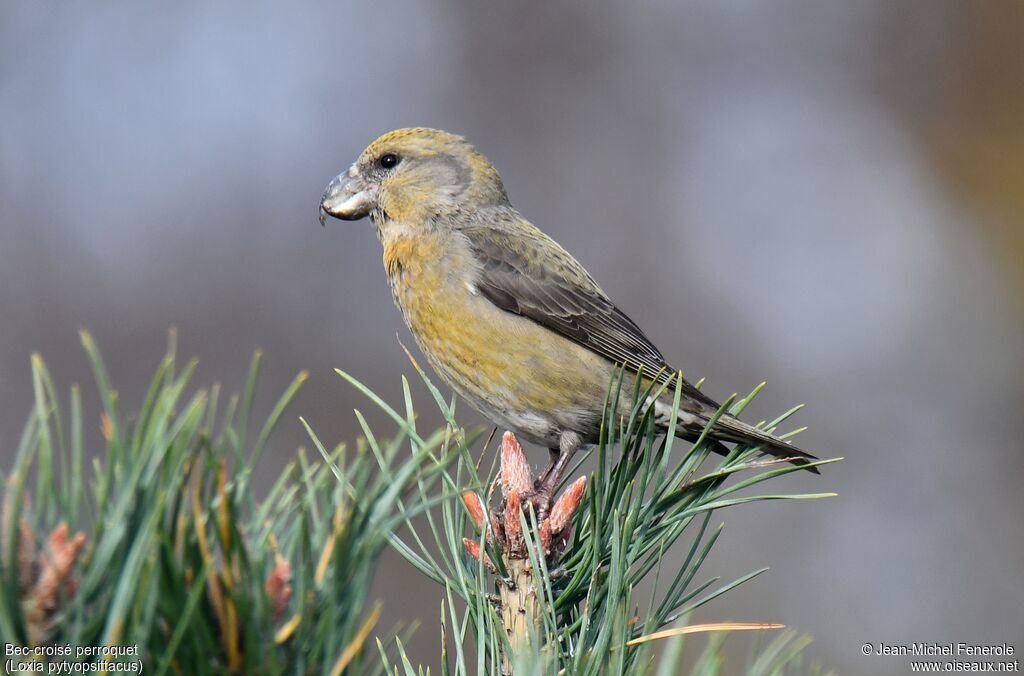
top-left (381, 229), bottom-right (612, 441)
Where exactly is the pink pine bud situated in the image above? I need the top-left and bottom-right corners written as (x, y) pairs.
top-left (462, 538), bottom-right (497, 573)
top-left (504, 490), bottom-right (524, 550)
top-left (462, 491), bottom-right (486, 530)
top-left (549, 476), bottom-right (586, 534)
top-left (31, 524), bottom-right (85, 610)
top-left (500, 432), bottom-right (533, 497)
top-left (265, 555), bottom-right (293, 621)
top-left (539, 519), bottom-right (552, 555)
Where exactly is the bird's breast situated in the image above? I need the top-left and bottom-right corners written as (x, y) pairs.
top-left (380, 231), bottom-right (612, 444)
top-left (383, 233), bottom-right (494, 366)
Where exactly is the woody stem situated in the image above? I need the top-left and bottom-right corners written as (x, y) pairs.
top-left (497, 557), bottom-right (539, 674)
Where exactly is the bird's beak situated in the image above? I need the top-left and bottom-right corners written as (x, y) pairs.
top-left (319, 165), bottom-right (377, 226)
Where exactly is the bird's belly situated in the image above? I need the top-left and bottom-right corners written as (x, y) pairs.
top-left (392, 269), bottom-right (611, 447)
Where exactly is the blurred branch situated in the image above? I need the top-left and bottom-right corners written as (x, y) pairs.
top-left (0, 332), bottom-right (452, 674)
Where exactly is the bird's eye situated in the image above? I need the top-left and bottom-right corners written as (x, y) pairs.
top-left (379, 153), bottom-right (400, 169)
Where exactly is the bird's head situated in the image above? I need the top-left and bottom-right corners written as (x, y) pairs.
top-left (319, 128), bottom-right (508, 227)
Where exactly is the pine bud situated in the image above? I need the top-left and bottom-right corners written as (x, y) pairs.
top-left (549, 476), bottom-right (586, 534)
top-left (500, 432), bottom-right (533, 497)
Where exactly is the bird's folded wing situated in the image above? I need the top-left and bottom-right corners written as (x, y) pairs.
top-left (461, 223), bottom-right (719, 410)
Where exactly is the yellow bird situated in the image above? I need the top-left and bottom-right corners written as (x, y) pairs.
top-left (319, 128), bottom-right (818, 505)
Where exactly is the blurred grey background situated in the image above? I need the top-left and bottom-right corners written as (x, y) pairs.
top-left (2, 1), bottom-right (1023, 672)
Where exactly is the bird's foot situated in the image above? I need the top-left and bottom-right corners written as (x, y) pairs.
top-left (521, 486), bottom-right (554, 523)
top-left (530, 439), bottom-right (577, 518)
top-left (463, 431), bottom-right (587, 566)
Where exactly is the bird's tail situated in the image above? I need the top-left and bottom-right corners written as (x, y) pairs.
top-left (671, 409), bottom-right (820, 474)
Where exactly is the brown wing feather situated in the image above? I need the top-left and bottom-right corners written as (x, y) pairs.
top-left (460, 221), bottom-right (720, 411)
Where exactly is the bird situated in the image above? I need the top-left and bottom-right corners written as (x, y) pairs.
top-left (319, 128), bottom-right (818, 507)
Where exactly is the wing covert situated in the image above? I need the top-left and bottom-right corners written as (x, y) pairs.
top-left (461, 223), bottom-right (718, 409)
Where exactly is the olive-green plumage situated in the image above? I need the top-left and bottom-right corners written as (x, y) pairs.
top-left (319, 128), bottom-right (818, 484)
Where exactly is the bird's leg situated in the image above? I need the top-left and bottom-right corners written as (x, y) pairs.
top-left (532, 431), bottom-right (582, 518)
top-left (536, 447), bottom-right (561, 487)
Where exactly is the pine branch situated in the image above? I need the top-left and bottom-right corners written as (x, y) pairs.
top-left (1, 332), bottom-right (839, 675)
top-left (352, 358), bottom-right (840, 674)
top-left (0, 332), bottom-right (451, 674)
